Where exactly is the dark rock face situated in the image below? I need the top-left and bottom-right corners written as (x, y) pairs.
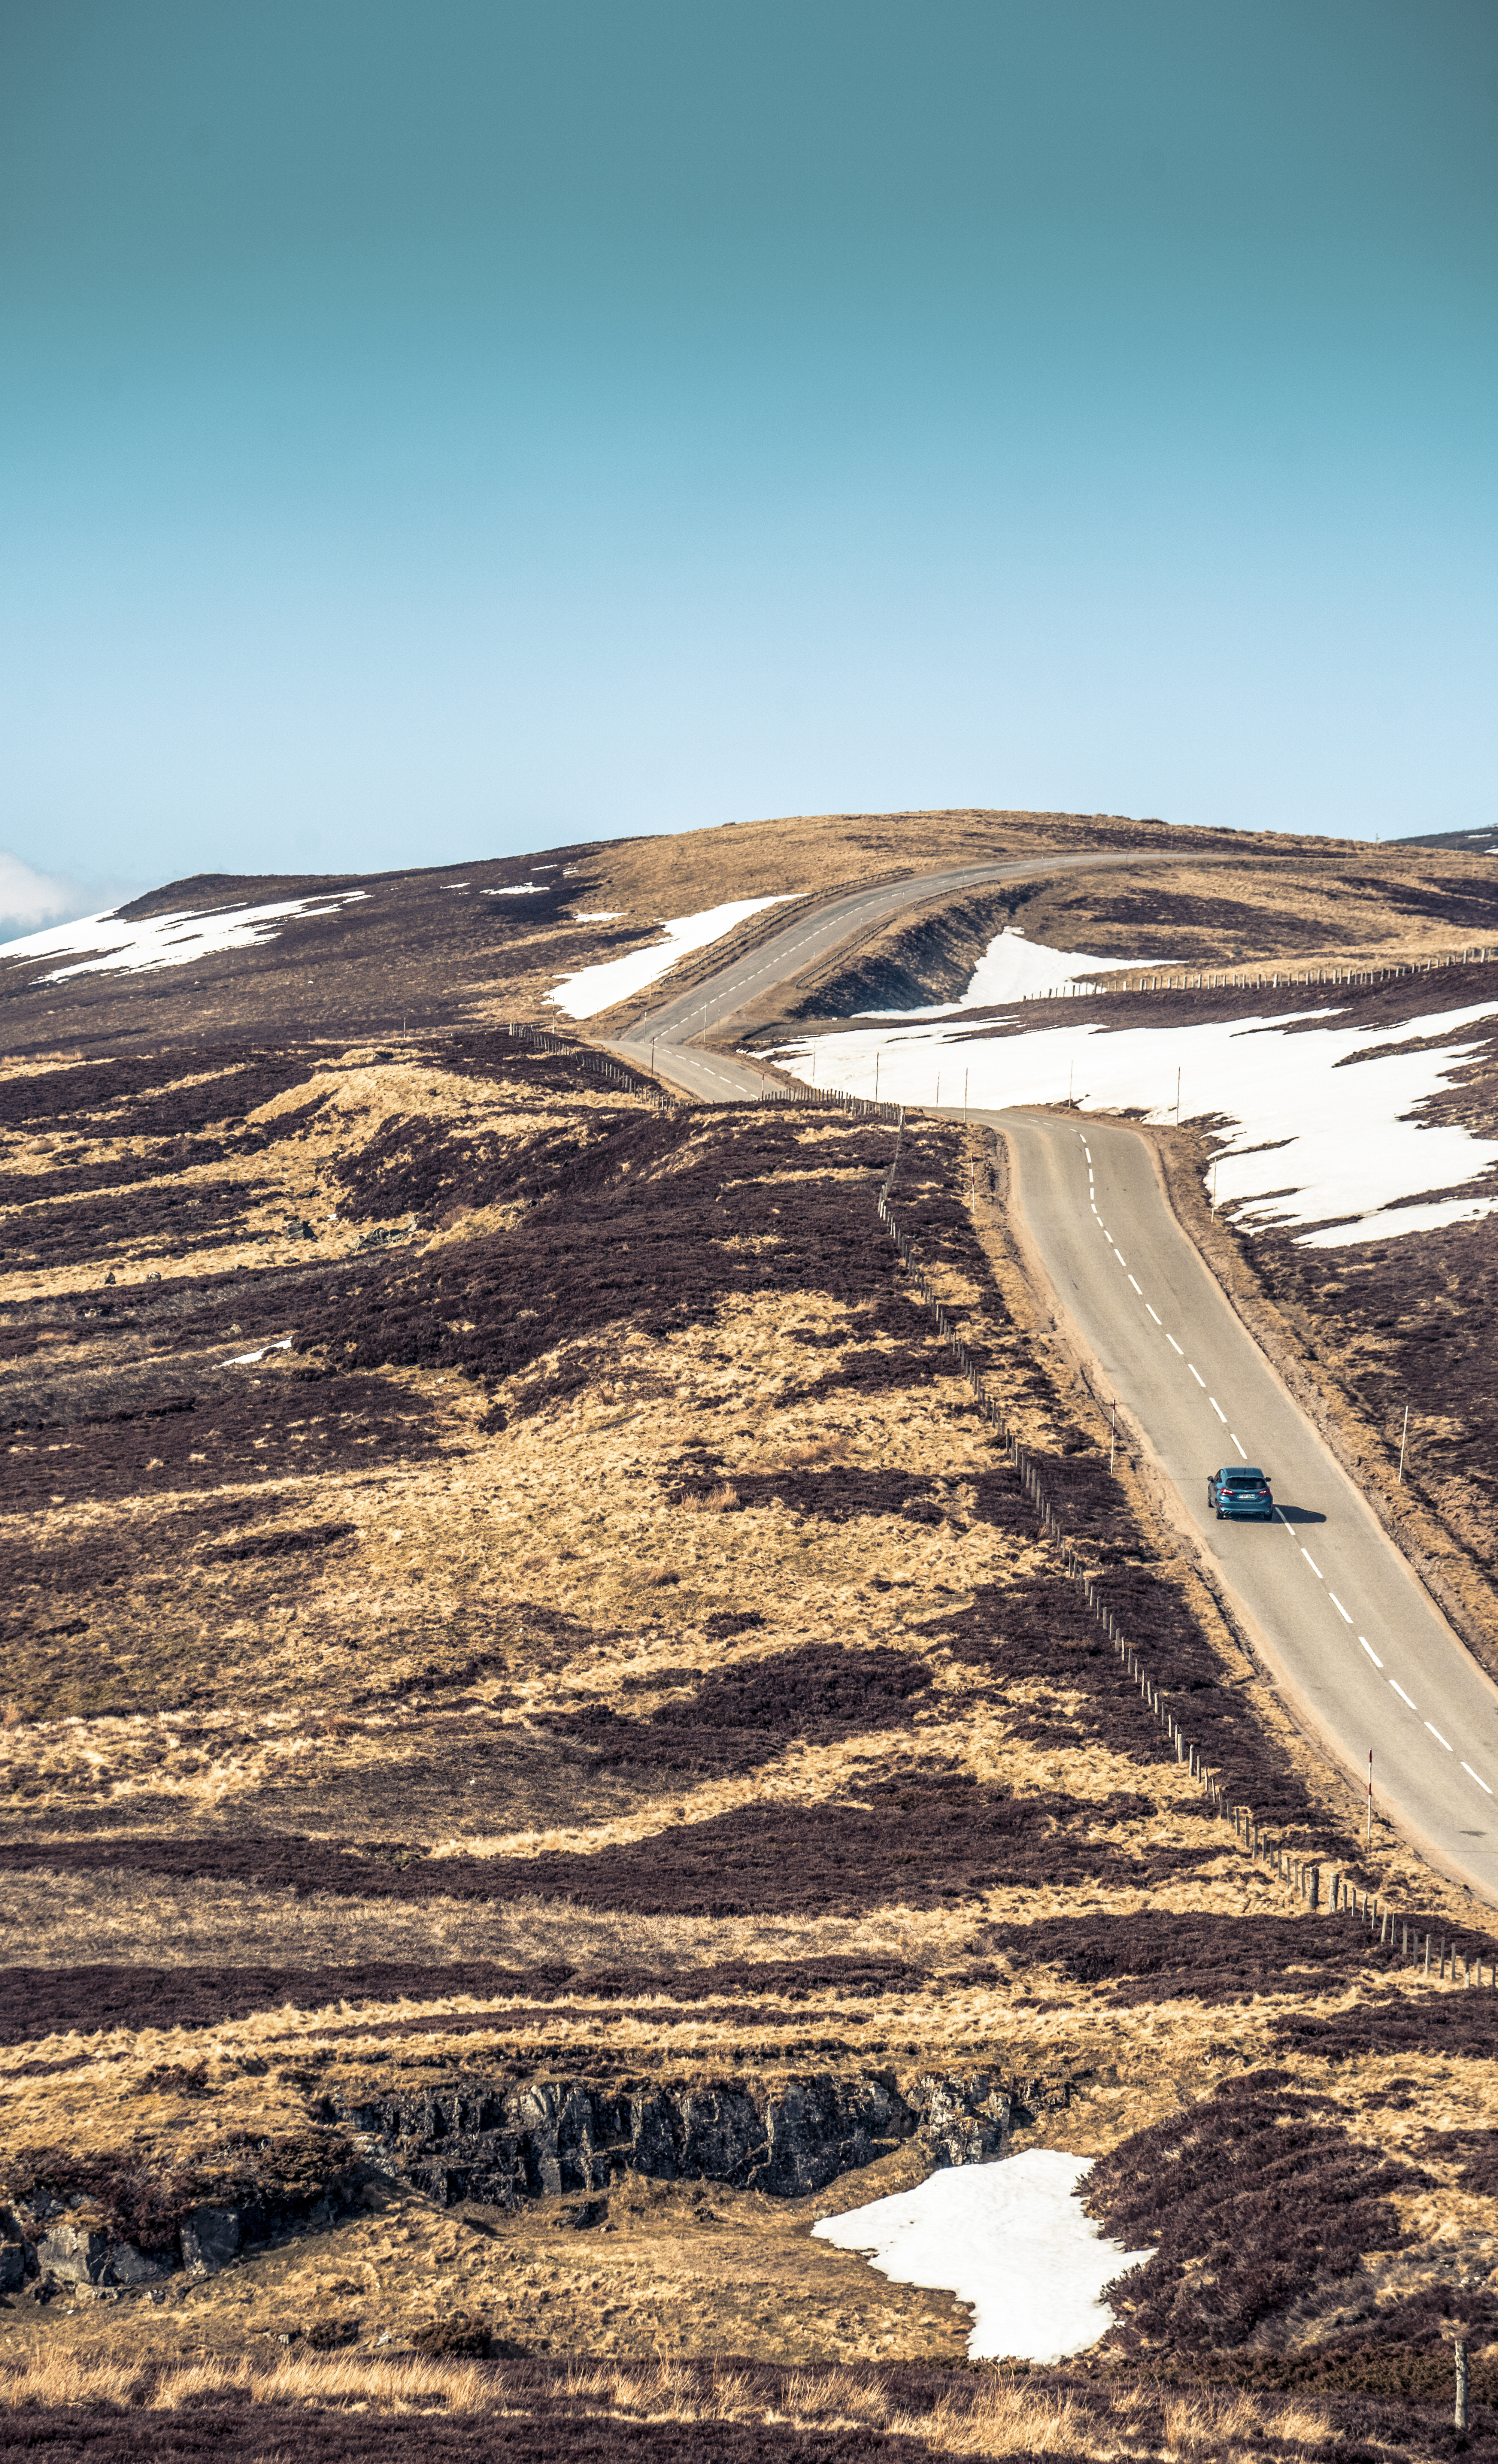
top-left (31, 2219), bottom-right (172, 2287)
top-left (327, 2068), bottom-right (1011, 2209)
top-left (178, 2200), bottom-right (285, 2277)
top-left (6, 2139), bottom-right (357, 2290)
top-left (905, 2072), bottom-right (1011, 2168)
top-left (33, 2222), bottom-right (113, 2285)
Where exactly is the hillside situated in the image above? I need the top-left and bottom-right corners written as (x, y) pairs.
top-left (0, 803), bottom-right (1362, 1060)
top-left (6, 810), bottom-right (1498, 2461)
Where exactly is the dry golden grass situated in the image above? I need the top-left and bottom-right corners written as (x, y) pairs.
top-left (6, 1015), bottom-right (1496, 2394)
top-left (0, 2343), bottom-right (1338, 2461)
top-left (0, 1051), bottom-right (658, 1304)
top-left (940, 850), bottom-right (1498, 978)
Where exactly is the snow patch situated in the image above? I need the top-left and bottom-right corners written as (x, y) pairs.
top-left (812, 2151), bottom-right (1143, 2362)
top-left (769, 933), bottom-right (1498, 1247)
top-left (571, 910), bottom-right (627, 922)
top-left (224, 1337), bottom-right (292, 1367)
top-left (870, 926), bottom-right (1118, 1013)
top-left (481, 883), bottom-right (548, 897)
top-left (3, 892), bottom-right (369, 983)
top-left (549, 898), bottom-right (794, 1019)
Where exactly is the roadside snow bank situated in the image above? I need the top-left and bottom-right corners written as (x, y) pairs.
top-left (870, 926), bottom-right (1117, 1012)
top-left (771, 957), bottom-right (1498, 1245)
top-left (549, 897), bottom-right (793, 1019)
top-left (1, 891), bottom-right (369, 981)
top-left (813, 2151), bottom-right (1142, 2361)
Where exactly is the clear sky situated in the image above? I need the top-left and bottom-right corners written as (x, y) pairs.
top-left (1, 0), bottom-right (1494, 925)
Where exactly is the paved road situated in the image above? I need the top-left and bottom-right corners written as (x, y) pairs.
top-left (612, 852), bottom-right (1178, 1102)
top-left (602, 843), bottom-right (1498, 1895)
top-left (993, 1106), bottom-right (1498, 1904)
top-left (591, 857), bottom-right (1498, 1892)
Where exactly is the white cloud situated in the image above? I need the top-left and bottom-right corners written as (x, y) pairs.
top-left (0, 850), bottom-right (118, 946)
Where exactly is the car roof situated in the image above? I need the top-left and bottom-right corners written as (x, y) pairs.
top-left (1223, 1466), bottom-right (1266, 1478)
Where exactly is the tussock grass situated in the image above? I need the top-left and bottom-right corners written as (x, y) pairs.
top-left (0, 2347), bottom-right (1334, 2459)
top-left (6, 1027), bottom-right (1494, 2398)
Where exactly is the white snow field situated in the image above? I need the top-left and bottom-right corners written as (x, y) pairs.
top-left (0, 891), bottom-right (369, 982)
top-left (812, 2151), bottom-right (1143, 2363)
top-left (873, 926), bottom-right (1117, 1012)
top-left (771, 940), bottom-right (1498, 1247)
top-left (549, 897), bottom-right (792, 1020)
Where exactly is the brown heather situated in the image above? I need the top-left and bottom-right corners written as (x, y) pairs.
top-left (3, 812), bottom-right (1498, 2455)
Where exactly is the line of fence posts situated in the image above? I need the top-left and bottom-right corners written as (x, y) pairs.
top-left (870, 1096), bottom-right (1492, 1995)
top-left (504, 1019), bottom-right (1489, 1996)
top-left (1024, 945), bottom-right (1495, 1003)
top-left (502, 1020), bottom-right (675, 1112)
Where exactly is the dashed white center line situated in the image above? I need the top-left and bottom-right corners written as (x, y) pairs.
top-left (1209, 1397), bottom-right (1226, 1422)
top-left (1360, 1637), bottom-right (1383, 1666)
top-left (1301, 1548), bottom-right (1322, 1577)
top-left (1146, 1303), bottom-right (1161, 1323)
top-left (1128, 1273), bottom-right (1143, 1292)
top-left (1231, 1433), bottom-right (1247, 1457)
top-left (1328, 1593), bottom-right (1353, 1624)
top-left (1166, 1334), bottom-right (1184, 1355)
top-left (1463, 1763), bottom-right (1494, 1794)
top-left (1391, 1680), bottom-right (1417, 1708)
top-left (1426, 1722), bottom-right (1453, 1751)
top-left (1188, 1364), bottom-right (1206, 1387)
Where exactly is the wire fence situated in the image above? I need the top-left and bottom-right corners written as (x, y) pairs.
top-left (497, 1015), bottom-right (1492, 1983)
top-left (1025, 946), bottom-right (1498, 1003)
top-left (873, 1108), bottom-right (1495, 1988)
top-left (501, 1021), bottom-right (676, 1111)
top-left (756, 1083), bottom-right (903, 1124)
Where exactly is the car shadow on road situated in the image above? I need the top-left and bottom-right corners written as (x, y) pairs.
top-left (1268, 1503), bottom-right (1328, 1525)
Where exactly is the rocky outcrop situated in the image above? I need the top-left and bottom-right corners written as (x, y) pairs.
top-left (2, 2071), bottom-right (1019, 2294)
top-left (31, 2221), bottom-right (172, 2287)
top-left (325, 2067), bottom-right (1012, 2209)
top-left (4, 2131), bottom-right (359, 2291)
top-left (904, 2072), bottom-right (1012, 2169)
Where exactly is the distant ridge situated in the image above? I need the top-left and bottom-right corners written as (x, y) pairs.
top-left (1391, 822), bottom-right (1498, 851)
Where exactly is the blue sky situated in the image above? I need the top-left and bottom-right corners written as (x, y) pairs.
top-left (1, 0), bottom-right (1494, 920)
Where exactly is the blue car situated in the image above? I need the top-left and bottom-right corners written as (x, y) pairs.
top-left (1207, 1466), bottom-right (1274, 1521)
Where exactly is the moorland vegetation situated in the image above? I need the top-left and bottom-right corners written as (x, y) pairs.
top-left (4, 810), bottom-right (1498, 2461)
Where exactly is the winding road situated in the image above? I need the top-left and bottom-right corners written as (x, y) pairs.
top-left (616, 854), bottom-right (1498, 1904)
top-left (611, 852), bottom-right (1171, 1101)
top-left (996, 1110), bottom-right (1498, 1906)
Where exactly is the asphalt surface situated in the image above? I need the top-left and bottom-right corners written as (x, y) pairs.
top-left (612, 852), bottom-right (1176, 1102)
top-left (994, 1106), bottom-right (1498, 1904)
top-left (606, 848), bottom-right (1498, 1898)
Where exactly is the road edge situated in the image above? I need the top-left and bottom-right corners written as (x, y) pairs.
top-left (1140, 1123), bottom-right (1498, 1697)
top-left (991, 1105), bottom-right (1498, 1912)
